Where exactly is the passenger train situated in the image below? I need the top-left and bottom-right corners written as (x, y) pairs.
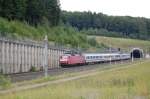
top-left (59, 51), bottom-right (131, 67)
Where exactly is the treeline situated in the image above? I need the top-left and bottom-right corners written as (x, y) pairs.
top-left (61, 11), bottom-right (150, 40)
top-left (0, 0), bottom-right (60, 26)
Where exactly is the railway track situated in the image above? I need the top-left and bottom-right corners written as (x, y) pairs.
top-left (10, 59), bottom-right (137, 83)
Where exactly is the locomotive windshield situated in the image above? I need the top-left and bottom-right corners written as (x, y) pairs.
top-left (64, 50), bottom-right (80, 55)
top-left (64, 51), bottom-right (72, 54)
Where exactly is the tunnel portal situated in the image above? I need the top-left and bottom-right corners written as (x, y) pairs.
top-left (131, 48), bottom-right (143, 58)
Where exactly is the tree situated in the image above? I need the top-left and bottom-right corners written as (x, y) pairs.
top-left (25, 0), bottom-right (60, 26)
top-left (46, 0), bottom-right (60, 26)
top-left (0, 0), bottom-right (27, 20)
top-left (13, 0), bottom-right (27, 20)
top-left (0, 0), bottom-right (60, 26)
top-left (0, 0), bottom-right (14, 20)
top-left (25, 0), bottom-right (44, 25)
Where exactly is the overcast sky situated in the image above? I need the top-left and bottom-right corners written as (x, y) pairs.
top-left (60, 0), bottom-right (150, 18)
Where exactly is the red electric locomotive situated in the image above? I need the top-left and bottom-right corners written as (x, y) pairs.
top-left (60, 51), bottom-right (85, 66)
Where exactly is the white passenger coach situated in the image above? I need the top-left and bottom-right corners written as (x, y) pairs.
top-left (83, 53), bottom-right (131, 63)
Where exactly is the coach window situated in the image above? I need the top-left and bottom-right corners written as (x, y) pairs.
top-left (86, 56), bottom-right (89, 59)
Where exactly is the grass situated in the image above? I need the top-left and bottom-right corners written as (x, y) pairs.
top-left (8, 60), bottom-right (137, 89)
top-left (91, 36), bottom-right (150, 51)
top-left (0, 60), bottom-right (150, 99)
top-left (0, 75), bottom-right (11, 90)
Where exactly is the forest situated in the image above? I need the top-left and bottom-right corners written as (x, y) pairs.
top-left (0, 0), bottom-right (60, 26)
top-left (61, 11), bottom-right (150, 40)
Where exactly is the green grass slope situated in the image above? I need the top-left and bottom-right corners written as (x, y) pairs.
top-left (0, 17), bottom-right (89, 48)
top-left (92, 36), bottom-right (150, 51)
top-left (1, 60), bottom-right (150, 99)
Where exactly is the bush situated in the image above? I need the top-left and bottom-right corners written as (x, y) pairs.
top-left (88, 37), bottom-right (98, 47)
top-left (30, 66), bottom-right (37, 72)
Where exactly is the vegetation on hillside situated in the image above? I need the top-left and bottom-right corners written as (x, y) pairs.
top-left (0, 0), bottom-right (150, 49)
top-left (0, 17), bottom-right (101, 49)
top-left (0, 0), bottom-right (103, 49)
top-left (1, 60), bottom-right (150, 99)
top-left (62, 11), bottom-right (150, 40)
top-left (93, 36), bottom-right (150, 51)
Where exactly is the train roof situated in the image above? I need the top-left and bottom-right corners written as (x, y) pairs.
top-left (83, 53), bottom-right (130, 56)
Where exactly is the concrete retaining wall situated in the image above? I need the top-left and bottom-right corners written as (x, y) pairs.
top-left (0, 38), bottom-right (67, 74)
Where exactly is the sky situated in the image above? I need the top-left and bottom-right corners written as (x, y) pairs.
top-left (60, 0), bottom-right (150, 18)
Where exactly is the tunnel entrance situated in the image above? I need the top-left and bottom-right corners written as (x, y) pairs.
top-left (131, 48), bottom-right (143, 58)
